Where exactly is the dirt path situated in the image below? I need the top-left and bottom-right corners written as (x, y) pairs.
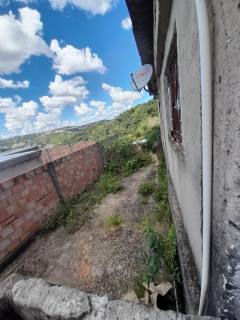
top-left (0, 163), bottom-right (158, 299)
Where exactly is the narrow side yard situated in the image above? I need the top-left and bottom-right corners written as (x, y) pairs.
top-left (0, 135), bottom-right (181, 311)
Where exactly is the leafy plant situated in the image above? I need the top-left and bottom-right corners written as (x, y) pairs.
top-left (96, 172), bottom-right (122, 195)
top-left (138, 181), bottom-right (155, 197)
top-left (144, 126), bottom-right (161, 152)
top-left (132, 274), bottom-right (146, 298)
top-left (123, 153), bottom-right (151, 176)
top-left (105, 214), bottom-right (123, 227)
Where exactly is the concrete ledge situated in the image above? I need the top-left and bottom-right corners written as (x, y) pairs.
top-left (0, 275), bottom-right (219, 320)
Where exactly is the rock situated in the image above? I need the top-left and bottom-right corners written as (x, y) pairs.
top-left (149, 292), bottom-right (158, 307)
top-left (122, 290), bottom-right (139, 303)
top-left (0, 275), bottom-right (220, 320)
top-left (11, 278), bottom-right (91, 320)
top-left (151, 282), bottom-right (173, 296)
top-left (0, 274), bottom-right (24, 316)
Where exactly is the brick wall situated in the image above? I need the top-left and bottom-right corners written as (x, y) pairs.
top-left (41, 141), bottom-right (94, 164)
top-left (0, 142), bottom-right (103, 265)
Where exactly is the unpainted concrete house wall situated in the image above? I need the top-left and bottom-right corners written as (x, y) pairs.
top-left (157, 0), bottom-right (202, 312)
top-left (0, 142), bottom-right (103, 266)
top-left (155, 0), bottom-right (240, 318)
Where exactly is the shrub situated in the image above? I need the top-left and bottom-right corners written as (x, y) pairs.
top-left (144, 126), bottom-right (161, 152)
top-left (155, 201), bottom-right (171, 223)
top-left (96, 172), bottom-right (122, 196)
top-left (138, 181), bottom-right (155, 197)
top-left (102, 138), bottom-right (133, 175)
top-left (105, 214), bottom-right (123, 227)
top-left (141, 218), bottom-right (179, 285)
top-left (123, 152), bottom-right (151, 176)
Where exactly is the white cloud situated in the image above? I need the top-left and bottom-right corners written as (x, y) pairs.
top-left (121, 16), bottom-right (132, 30)
top-left (0, 97), bottom-right (38, 133)
top-left (72, 84), bottom-right (141, 125)
top-left (102, 83), bottom-right (141, 117)
top-left (40, 95), bottom-right (77, 111)
top-left (50, 39), bottom-right (106, 75)
top-left (34, 108), bottom-right (61, 131)
top-left (49, 75), bottom-right (88, 99)
top-left (0, 7), bottom-right (50, 74)
top-left (40, 74), bottom-right (89, 113)
top-left (0, 77), bottom-right (29, 89)
top-left (74, 102), bottom-right (93, 116)
top-left (36, 74), bottom-right (90, 131)
top-left (48, 0), bottom-right (117, 15)
top-left (0, 96), bottom-right (64, 134)
top-left (0, 97), bottom-right (16, 111)
top-left (102, 83), bottom-right (140, 105)
top-left (90, 100), bottom-right (106, 116)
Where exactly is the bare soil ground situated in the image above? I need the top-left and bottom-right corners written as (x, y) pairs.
top-left (0, 163), bottom-right (158, 299)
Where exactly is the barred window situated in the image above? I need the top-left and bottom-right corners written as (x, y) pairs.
top-left (165, 33), bottom-right (182, 145)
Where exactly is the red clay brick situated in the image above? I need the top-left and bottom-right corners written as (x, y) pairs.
top-left (13, 218), bottom-right (24, 229)
top-left (0, 179), bottom-right (15, 190)
top-left (27, 201), bottom-right (35, 210)
top-left (0, 189), bottom-right (12, 201)
top-left (12, 184), bottom-right (24, 194)
top-left (0, 214), bottom-right (16, 227)
top-left (0, 209), bottom-right (13, 223)
top-left (1, 225), bottom-right (14, 238)
top-left (6, 238), bottom-right (21, 254)
top-left (24, 210), bottom-right (35, 220)
top-left (24, 171), bottom-right (35, 179)
top-left (21, 220), bottom-right (38, 233)
top-left (0, 238), bottom-right (10, 252)
top-left (9, 228), bottom-right (23, 242)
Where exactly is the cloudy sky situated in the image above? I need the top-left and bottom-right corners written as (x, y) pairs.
top-left (0, 0), bottom-right (148, 138)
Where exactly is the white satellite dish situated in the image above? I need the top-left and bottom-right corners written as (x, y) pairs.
top-left (131, 64), bottom-right (153, 92)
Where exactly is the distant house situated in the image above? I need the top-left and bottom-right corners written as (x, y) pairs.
top-left (126, 0), bottom-right (240, 318)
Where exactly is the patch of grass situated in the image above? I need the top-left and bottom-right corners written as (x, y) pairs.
top-left (123, 152), bottom-right (151, 177)
top-left (41, 172), bottom-right (123, 234)
top-left (155, 201), bottom-right (171, 223)
top-left (41, 186), bottom-right (99, 233)
top-left (132, 274), bottom-right (146, 298)
top-left (96, 172), bottom-right (122, 196)
top-left (137, 153), bottom-right (180, 286)
top-left (105, 214), bottom-right (123, 227)
top-left (154, 153), bottom-right (172, 223)
top-left (138, 181), bottom-right (155, 197)
top-left (141, 219), bottom-right (163, 284)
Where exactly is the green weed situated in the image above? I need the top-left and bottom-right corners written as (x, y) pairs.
top-left (96, 172), bottom-right (122, 196)
top-left (105, 214), bottom-right (123, 227)
top-left (123, 153), bottom-right (151, 176)
top-left (138, 181), bottom-right (155, 197)
top-left (144, 126), bottom-right (161, 153)
top-left (132, 274), bottom-right (146, 298)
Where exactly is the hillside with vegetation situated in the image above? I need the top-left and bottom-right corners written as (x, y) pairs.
top-left (0, 99), bottom-right (159, 151)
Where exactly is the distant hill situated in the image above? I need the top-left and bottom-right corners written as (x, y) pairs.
top-left (0, 99), bottom-right (158, 151)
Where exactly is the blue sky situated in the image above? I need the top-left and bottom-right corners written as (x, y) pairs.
top-left (0, 0), bottom-right (148, 138)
